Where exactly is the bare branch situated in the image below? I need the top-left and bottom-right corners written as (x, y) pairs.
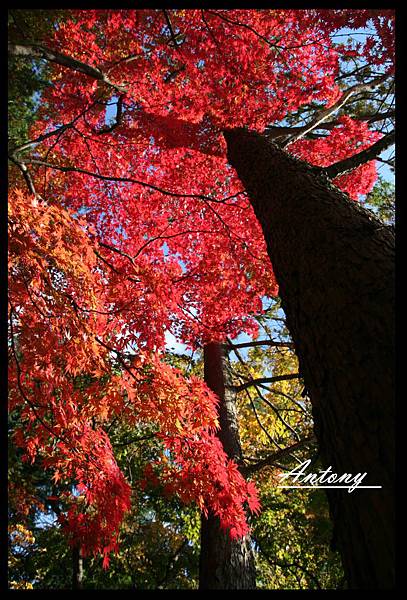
top-left (227, 337), bottom-right (306, 447)
top-left (242, 437), bottom-right (316, 476)
top-left (8, 42), bottom-right (126, 93)
top-left (225, 339), bottom-right (294, 351)
top-left (265, 110), bottom-right (395, 141)
top-left (230, 373), bottom-right (301, 393)
top-left (244, 387), bottom-right (283, 451)
top-left (282, 74), bottom-right (391, 147)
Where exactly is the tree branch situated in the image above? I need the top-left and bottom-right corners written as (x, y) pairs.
top-left (282, 74), bottom-right (391, 147)
top-left (226, 338), bottom-right (290, 450)
top-left (230, 373), bottom-right (301, 393)
top-left (8, 42), bottom-right (126, 93)
top-left (8, 154), bottom-right (41, 199)
top-left (162, 10), bottom-right (182, 49)
top-left (242, 437), bottom-right (316, 476)
top-left (225, 339), bottom-right (294, 351)
top-left (24, 159), bottom-right (245, 205)
top-left (9, 102), bottom-right (98, 155)
top-left (205, 9), bottom-right (282, 50)
top-left (93, 95), bottom-right (124, 135)
top-left (265, 110), bottom-right (395, 141)
top-left (323, 130), bottom-right (395, 179)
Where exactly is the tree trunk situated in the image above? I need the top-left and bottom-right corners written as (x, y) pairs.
top-left (72, 545), bottom-right (83, 589)
top-left (224, 128), bottom-right (394, 590)
top-left (199, 342), bottom-right (256, 589)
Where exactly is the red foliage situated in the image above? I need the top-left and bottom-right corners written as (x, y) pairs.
top-left (289, 116), bottom-right (382, 200)
top-left (8, 9), bottom-right (394, 565)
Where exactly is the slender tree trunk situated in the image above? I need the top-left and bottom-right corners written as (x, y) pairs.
top-left (199, 342), bottom-right (256, 589)
top-left (72, 545), bottom-right (83, 589)
top-left (224, 128), bottom-right (394, 590)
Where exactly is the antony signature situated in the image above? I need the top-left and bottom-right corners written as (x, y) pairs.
top-left (278, 459), bottom-right (381, 493)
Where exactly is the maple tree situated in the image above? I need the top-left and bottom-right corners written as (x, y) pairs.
top-left (8, 8), bottom-right (394, 588)
top-left (8, 312), bottom-right (344, 589)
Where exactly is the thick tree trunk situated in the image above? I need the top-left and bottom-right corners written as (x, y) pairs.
top-left (199, 342), bottom-right (256, 589)
top-left (224, 128), bottom-right (394, 590)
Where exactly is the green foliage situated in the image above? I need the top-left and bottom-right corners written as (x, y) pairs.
top-left (8, 10), bottom-right (65, 148)
top-left (8, 57), bottom-right (43, 149)
top-left (252, 480), bottom-right (344, 589)
top-left (364, 176), bottom-right (395, 225)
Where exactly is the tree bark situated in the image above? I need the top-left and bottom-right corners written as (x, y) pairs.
top-left (199, 342), bottom-right (256, 589)
top-left (72, 545), bottom-right (83, 589)
top-left (224, 128), bottom-right (394, 590)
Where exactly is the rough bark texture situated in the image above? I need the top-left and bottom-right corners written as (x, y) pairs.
top-left (199, 342), bottom-right (256, 590)
top-left (224, 128), bottom-right (394, 590)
